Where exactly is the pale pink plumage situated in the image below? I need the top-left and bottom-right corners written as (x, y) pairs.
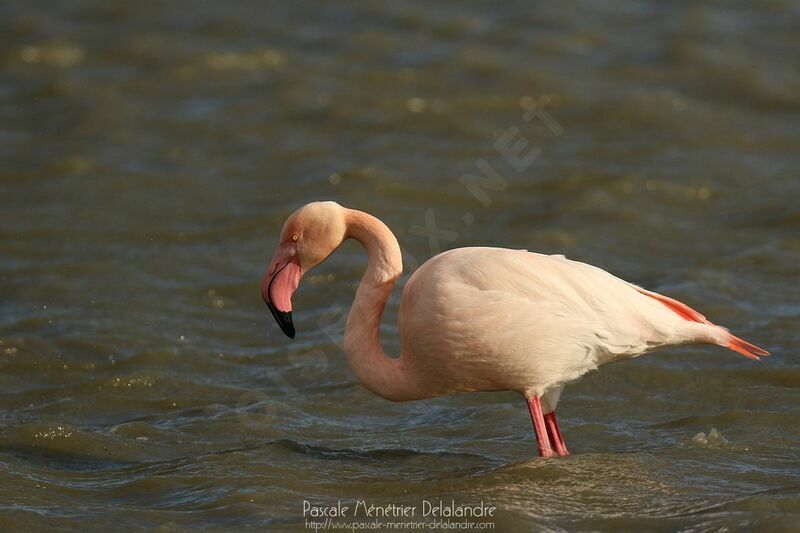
top-left (262, 201), bottom-right (769, 457)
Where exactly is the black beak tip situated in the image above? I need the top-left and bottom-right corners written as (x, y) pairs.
top-left (267, 301), bottom-right (296, 339)
top-left (282, 317), bottom-right (296, 339)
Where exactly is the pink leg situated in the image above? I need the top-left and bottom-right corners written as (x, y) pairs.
top-left (544, 411), bottom-right (569, 456)
top-left (527, 396), bottom-right (555, 458)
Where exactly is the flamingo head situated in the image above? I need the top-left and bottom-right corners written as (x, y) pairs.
top-left (262, 201), bottom-right (347, 338)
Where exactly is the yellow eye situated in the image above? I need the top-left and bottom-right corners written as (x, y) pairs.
top-left (291, 234), bottom-right (300, 241)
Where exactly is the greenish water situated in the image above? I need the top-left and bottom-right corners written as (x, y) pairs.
top-left (1, 1), bottom-right (799, 530)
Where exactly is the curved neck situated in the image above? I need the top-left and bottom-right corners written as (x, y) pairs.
top-left (343, 209), bottom-right (417, 401)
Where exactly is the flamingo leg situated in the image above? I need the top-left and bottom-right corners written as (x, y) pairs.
top-left (526, 396), bottom-right (555, 458)
top-left (544, 411), bottom-right (569, 456)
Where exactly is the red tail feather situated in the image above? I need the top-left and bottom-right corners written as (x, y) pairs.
top-left (727, 334), bottom-right (770, 360)
top-left (633, 285), bottom-right (769, 360)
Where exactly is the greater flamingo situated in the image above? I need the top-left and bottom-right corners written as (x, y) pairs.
top-left (261, 201), bottom-right (769, 457)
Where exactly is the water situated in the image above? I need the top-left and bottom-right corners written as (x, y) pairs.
top-left (1, 0), bottom-right (799, 530)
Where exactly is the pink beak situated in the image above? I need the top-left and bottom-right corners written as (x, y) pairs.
top-left (261, 242), bottom-right (302, 338)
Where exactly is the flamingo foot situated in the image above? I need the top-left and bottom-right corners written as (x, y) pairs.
top-left (544, 411), bottom-right (569, 456)
top-left (526, 396), bottom-right (556, 458)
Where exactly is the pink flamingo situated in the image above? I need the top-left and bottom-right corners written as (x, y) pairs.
top-left (262, 202), bottom-right (769, 457)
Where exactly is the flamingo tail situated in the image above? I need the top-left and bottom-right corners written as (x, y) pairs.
top-left (633, 286), bottom-right (770, 361)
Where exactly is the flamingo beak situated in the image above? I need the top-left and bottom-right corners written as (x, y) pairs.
top-left (262, 242), bottom-right (301, 339)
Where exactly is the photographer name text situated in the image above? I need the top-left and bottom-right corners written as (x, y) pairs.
top-left (303, 499), bottom-right (496, 519)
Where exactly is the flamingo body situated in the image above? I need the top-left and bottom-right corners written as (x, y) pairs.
top-left (399, 247), bottom-right (754, 406)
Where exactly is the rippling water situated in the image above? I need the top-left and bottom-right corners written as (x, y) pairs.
top-left (1, 0), bottom-right (799, 530)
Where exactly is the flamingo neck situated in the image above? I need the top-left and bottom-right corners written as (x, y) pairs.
top-left (343, 209), bottom-right (416, 401)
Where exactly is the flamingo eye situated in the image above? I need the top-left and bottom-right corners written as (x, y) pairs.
top-left (291, 233), bottom-right (300, 242)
